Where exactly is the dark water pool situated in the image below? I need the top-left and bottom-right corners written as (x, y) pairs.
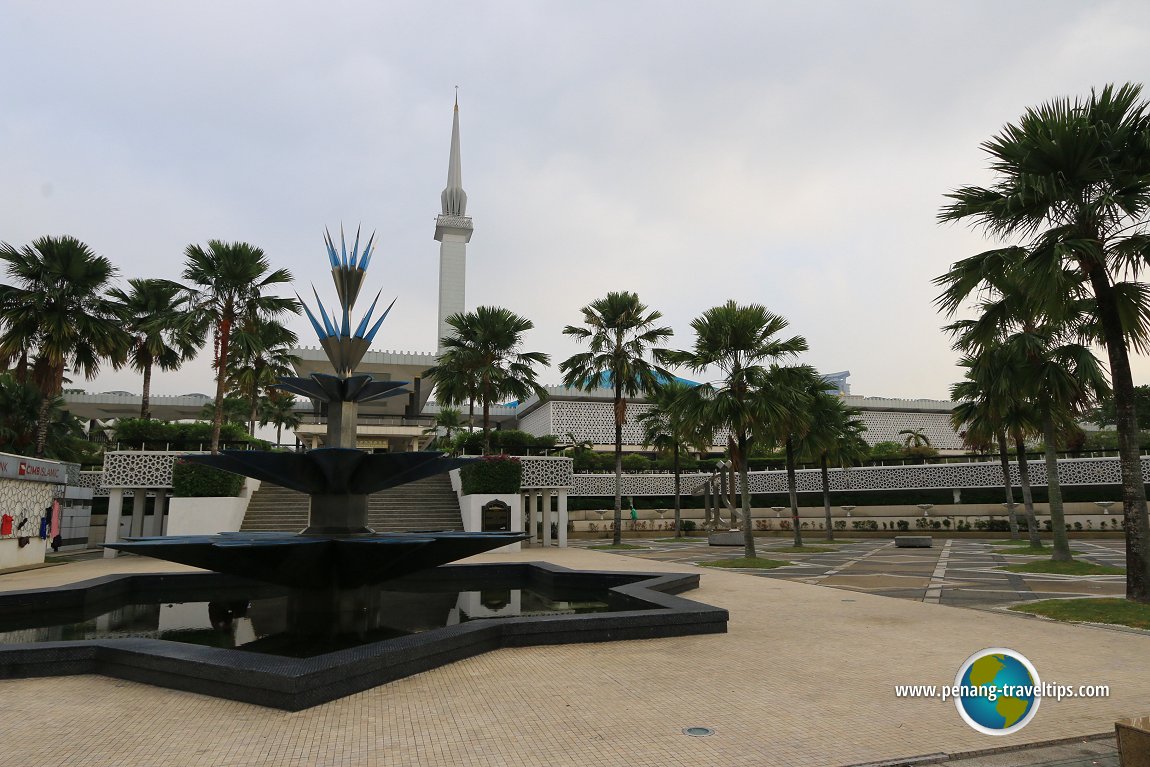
top-left (0, 574), bottom-right (651, 658)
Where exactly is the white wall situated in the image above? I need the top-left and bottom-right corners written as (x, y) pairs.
top-left (165, 478), bottom-right (259, 536)
top-left (460, 493), bottom-right (521, 553)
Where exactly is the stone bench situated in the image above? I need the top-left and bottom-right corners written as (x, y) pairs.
top-left (894, 536), bottom-right (932, 548)
top-left (708, 531), bottom-right (745, 546)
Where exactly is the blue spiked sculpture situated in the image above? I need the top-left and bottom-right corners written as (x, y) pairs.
top-left (105, 228), bottom-right (525, 589)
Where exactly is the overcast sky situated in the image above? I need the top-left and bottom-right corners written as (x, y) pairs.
top-left (4, 1), bottom-right (1150, 402)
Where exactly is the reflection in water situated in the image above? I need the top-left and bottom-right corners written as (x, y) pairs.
top-left (0, 577), bottom-right (643, 658)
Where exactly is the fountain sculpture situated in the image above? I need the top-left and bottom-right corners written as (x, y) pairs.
top-left (105, 226), bottom-right (525, 587)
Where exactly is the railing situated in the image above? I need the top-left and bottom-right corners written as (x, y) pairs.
top-left (296, 414), bottom-right (434, 428)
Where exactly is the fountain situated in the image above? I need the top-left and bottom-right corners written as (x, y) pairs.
top-left (0, 229), bottom-right (727, 709)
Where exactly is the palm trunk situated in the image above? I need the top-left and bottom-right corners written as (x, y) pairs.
top-left (672, 441), bottom-right (682, 538)
top-left (786, 436), bottom-right (803, 548)
top-left (249, 385), bottom-right (259, 437)
top-left (140, 358), bottom-right (153, 420)
top-left (998, 430), bottom-right (1019, 539)
top-left (1014, 433), bottom-right (1041, 548)
top-left (1042, 410), bottom-right (1073, 562)
top-left (483, 398), bottom-right (491, 455)
top-left (1089, 269), bottom-right (1150, 601)
top-left (211, 317), bottom-right (232, 454)
top-left (821, 452), bottom-right (833, 542)
top-left (276, 423), bottom-right (283, 446)
top-left (739, 432), bottom-right (754, 557)
top-left (34, 365), bottom-right (64, 458)
top-left (613, 415), bottom-right (623, 547)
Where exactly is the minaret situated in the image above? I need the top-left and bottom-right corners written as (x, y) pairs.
top-left (434, 91), bottom-right (473, 354)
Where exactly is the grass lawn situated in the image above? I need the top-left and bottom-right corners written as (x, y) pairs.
top-left (1000, 560), bottom-right (1125, 576)
top-left (588, 543), bottom-right (648, 550)
top-left (699, 557), bottom-right (792, 569)
top-left (991, 546), bottom-right (1046, 555)
top-left (993, 538), bottom-right (1049, 546)
top-left (1010, 598), bottom-right (1150, 630)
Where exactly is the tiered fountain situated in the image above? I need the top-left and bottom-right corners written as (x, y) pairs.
top-left (105, 226), bottom-right (524, 586)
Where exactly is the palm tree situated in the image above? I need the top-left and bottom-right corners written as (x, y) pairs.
top-left (636, 380), bottom-right (701, 538)
top-left (181, 241), bottom-right (297, 453)
top-left (107, 278), bottom-right (204, 420)
top-left (763, 365), bottom-right (830, 548)
top-left (423, 407), bottom-right (465, 452)
top-left (938, 83), bottom-right (1150, 600)
top-left (428, 350), bottom-right (480, 433)
top-left (898, 429), bottom-right (931, 449)
top-left (950, 376), bottom-right (1024, 541)
top-left (227, 315), bottom-right (299, 435)
top-left (663, 301), bottom-right (807, 558)
top-left (798, 391), bottom-right (865, 542)
top-left (560, 292), bottom-right (673, 546)
top-left (428, 306), bottom-right (549, 454)
top-left (0, 236), bottom-right (131, 456)
top-left (260, 390), bottom-right (302, 447)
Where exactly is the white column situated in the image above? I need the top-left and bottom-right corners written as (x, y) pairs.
top-left (557, 490), bottom-right (568, 548)
top-left (103, 488), bottom-right (124, 558)
top-left (147, 492), bottom-right (167, 537)
top-left (542, 490), bottom-right (552, 548)
top-left (130, 489), bottom-right (147, 537)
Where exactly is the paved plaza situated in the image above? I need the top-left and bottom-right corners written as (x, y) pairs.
top-left (0, 544), bottom-right (1145, 767)
top-left (573, 536), bottom-right (1129, 609)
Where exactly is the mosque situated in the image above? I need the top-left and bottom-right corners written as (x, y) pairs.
top-left (64, 99), bottom-right (965, 454)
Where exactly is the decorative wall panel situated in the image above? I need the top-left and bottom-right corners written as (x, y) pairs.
top-left (520, 457), bottom-right (573, 489)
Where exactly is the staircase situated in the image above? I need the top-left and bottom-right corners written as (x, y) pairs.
top-left (240, 474), bottom-right (464, 533)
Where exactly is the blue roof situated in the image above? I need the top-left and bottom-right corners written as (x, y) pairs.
top-left (585, 372), bottom-right (700, 388)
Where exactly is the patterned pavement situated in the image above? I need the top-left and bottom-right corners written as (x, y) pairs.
top-left (573, 536), bottom-right (1129, 610)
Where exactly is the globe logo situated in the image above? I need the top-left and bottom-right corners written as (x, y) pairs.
top-left (954, 648), bottom-right (1041, 735)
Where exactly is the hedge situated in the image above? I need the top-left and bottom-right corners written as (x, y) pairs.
top-left (114, 418), bottom-right (269, 450)
top-left (460, 455), bottom-right (523, 494)
top-left (172, 460), bottom-right (245, 497)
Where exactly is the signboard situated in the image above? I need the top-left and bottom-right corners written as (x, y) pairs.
top-left (0, 452), bottom-right (66, 485)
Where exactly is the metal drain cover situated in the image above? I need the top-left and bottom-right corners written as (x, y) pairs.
top-left (683, 727), bottom-right (715, 737)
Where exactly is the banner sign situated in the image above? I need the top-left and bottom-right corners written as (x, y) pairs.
top-left (0, 453), bottom-right (66, 485)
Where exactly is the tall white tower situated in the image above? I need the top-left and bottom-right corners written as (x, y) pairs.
top-left (434, 93), bottom-right (473, 354)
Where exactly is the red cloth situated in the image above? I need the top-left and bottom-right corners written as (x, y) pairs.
top-left (0, 514), bottom-right (12, 536)
top-left (50, 500), bottom-right (61, 539)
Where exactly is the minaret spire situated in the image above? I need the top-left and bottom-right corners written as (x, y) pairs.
top-left (434, 90), bottom-right (474, 355)
top-left (441, 88), bottom-right (467, 216)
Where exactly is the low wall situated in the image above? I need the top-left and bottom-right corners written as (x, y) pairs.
top-left (166, 479), bottom-right (259, 536)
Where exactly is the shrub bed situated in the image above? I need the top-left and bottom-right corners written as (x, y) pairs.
top-left (460, 455), bottom-right (523, 494)
top-left (172, 460), bottom-right (245, 497)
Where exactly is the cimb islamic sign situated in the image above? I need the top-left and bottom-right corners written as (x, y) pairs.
top-left (0, 453), bottom-right (65, 484)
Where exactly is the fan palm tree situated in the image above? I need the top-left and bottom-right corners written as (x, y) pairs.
top-left (798, 391), bottom-right (866, 542)
top-left (0, 236), bottom-right (131, 456)
top-left (762, 365), bottom-right (831, 548)
top-left (663, 301), bottom-right (807, 558)
top-left (428, 306), bottom-right (549, 454)
top-left (227, 315), bottom-right (299, 435)
top-left (181, 240), bottom-right (297, 453)
top-left (107, 278), bottom-right (204, 420)
top-left (560, 292), bottom-right (673, 546)
top-left (259, 390), bottom-right (301, 447)
top-left (636, 379), bottom-right (703, 538)
top-left (423, 407), bottom-right (465, 452)
top-left (429, 350), bottom-right (480, 433)
top-left (938, 82), bottom-right (1150, 600)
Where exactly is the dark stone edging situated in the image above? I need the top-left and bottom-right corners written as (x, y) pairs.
top-left (0, 563), bottom-right (727, 710)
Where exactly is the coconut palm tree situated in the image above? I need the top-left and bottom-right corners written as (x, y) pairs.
top-left (227, 315), bottom-right (299, 435)
top-left (181, 240), bottom-right (297, 453)
top-left (560, 292), bottom-right (673, 546)
top-left (636, 379), bottom-right (702, 538)
top-left (938, 83), bottom-right (1150, 600)
top-left (428, 306), bottom-right (549, 454)
top-left (107, 278), bottom-right (204, 420)
top-left (663, 301), bottom-right (807, 558)
top-left (0, 236), bottom-right (131, 456)
top-left (798, 391), bottom-right (866, 542)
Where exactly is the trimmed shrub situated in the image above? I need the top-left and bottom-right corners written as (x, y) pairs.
top-left (460, 455), bottom-right (522, 494)
top-left (172, 460), bottom-right (245, 497)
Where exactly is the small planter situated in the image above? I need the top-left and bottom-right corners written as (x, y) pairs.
top-left (1116, 716), bottom-right (1150, 767)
